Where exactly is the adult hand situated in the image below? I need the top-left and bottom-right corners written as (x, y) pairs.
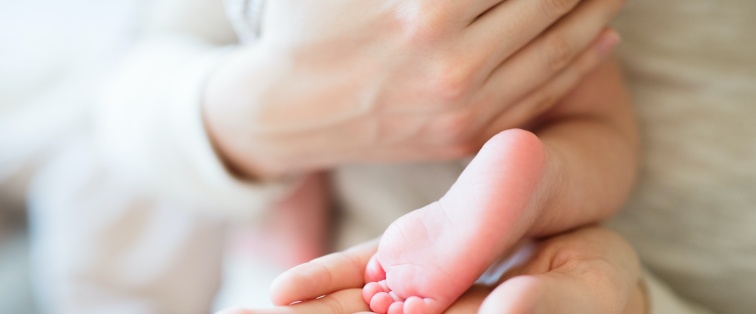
top-left (216, 227), bottom-right (647, 314)
top-left (204, 0), bottom-right (625, 180)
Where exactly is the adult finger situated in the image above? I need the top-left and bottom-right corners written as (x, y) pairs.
top-left (481, 0), bottom-right (624, 104)
top-left (411, 28), bottom-right (619, 153)
top-left (480, 28), bottom-right (621, 137)
top-left (270, 240), bottom-right (379, 306)
top-left (415, 0), bottom-right (509, 26)
top-left (464, 0), bottom-right (583, 73)
top-left (217, 289), bottom-right (370, 314)
top-left (479, 227), bottom-right (641, 314)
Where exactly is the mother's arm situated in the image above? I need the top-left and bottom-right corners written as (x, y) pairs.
top-left (204, 0), bottom-right (627, 181)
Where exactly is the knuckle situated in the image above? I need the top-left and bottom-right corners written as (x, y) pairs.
top-left (429, 61), bottom-right (475, 104)
top-left (540, 0), bottom-right (579, 18)
top-left (543, 35), bottom-right (575, 72)
top-left (316, 262), bottom-right (335, 290)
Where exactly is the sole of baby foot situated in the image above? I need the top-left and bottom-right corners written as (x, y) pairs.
top-left (363, 129), bottom-right (547, 314)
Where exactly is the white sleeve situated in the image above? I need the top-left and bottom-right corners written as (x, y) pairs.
top-left (95, 35), bottom-right (300, 218)
top-left (641, 269), bottom-right (713, 314)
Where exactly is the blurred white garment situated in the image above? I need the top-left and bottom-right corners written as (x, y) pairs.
top-left (0, 0), bottom-right (140, 210)
top-left (0, 1), bottom-right (233, 313)
top-left (30, 140), bottom-right (226, 314)
top-left (224, 0), bottom-right (264, 44)
top-left (94, 0), bottom-right (296, 220)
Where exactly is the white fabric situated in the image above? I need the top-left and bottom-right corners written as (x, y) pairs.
top-left (96, 38), bottom-right (296, 218)
top-left (0, 1), bottom-right (240, 313)
top-left (224, 0), bottom-right (264, 44)
top-left (96, 0), bottom-right (299, 220)
top-left (0, 0), bottom-right (139, 211)
top-left (30, 141), bottom-right (226, 314)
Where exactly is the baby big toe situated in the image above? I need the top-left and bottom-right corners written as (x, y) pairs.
top-left (365, 254), bottom-right (387, 283)
top-left (404, 296), bottom-right (447, 314)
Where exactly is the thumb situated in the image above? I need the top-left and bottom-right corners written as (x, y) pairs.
top-left (270, 239), bottom-right (378, 305)
top-left (479, 227), bottom-right (641, 314)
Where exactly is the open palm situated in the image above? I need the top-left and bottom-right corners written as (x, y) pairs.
top-left (218, 227), bottom-right (646, 314)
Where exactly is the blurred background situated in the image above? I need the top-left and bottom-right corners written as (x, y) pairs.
top-left (1, 1), bottom-right (142, 312)
top-left (1, 1), bottom-right (292, 312)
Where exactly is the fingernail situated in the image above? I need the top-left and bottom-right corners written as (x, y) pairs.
top-left (597, 29), bottom-right (621, 56)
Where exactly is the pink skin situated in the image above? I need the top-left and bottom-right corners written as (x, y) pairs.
top-left (362, 129), bottom-right (547, 314)
top-left (237, 173), bottom-right (330, 267)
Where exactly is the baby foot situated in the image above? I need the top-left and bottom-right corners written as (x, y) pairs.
top-left (363, 129), bottom-right (547, 314)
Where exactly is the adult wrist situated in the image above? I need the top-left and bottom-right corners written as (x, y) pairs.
top-left (202, 45), bottom-right (326, 181)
